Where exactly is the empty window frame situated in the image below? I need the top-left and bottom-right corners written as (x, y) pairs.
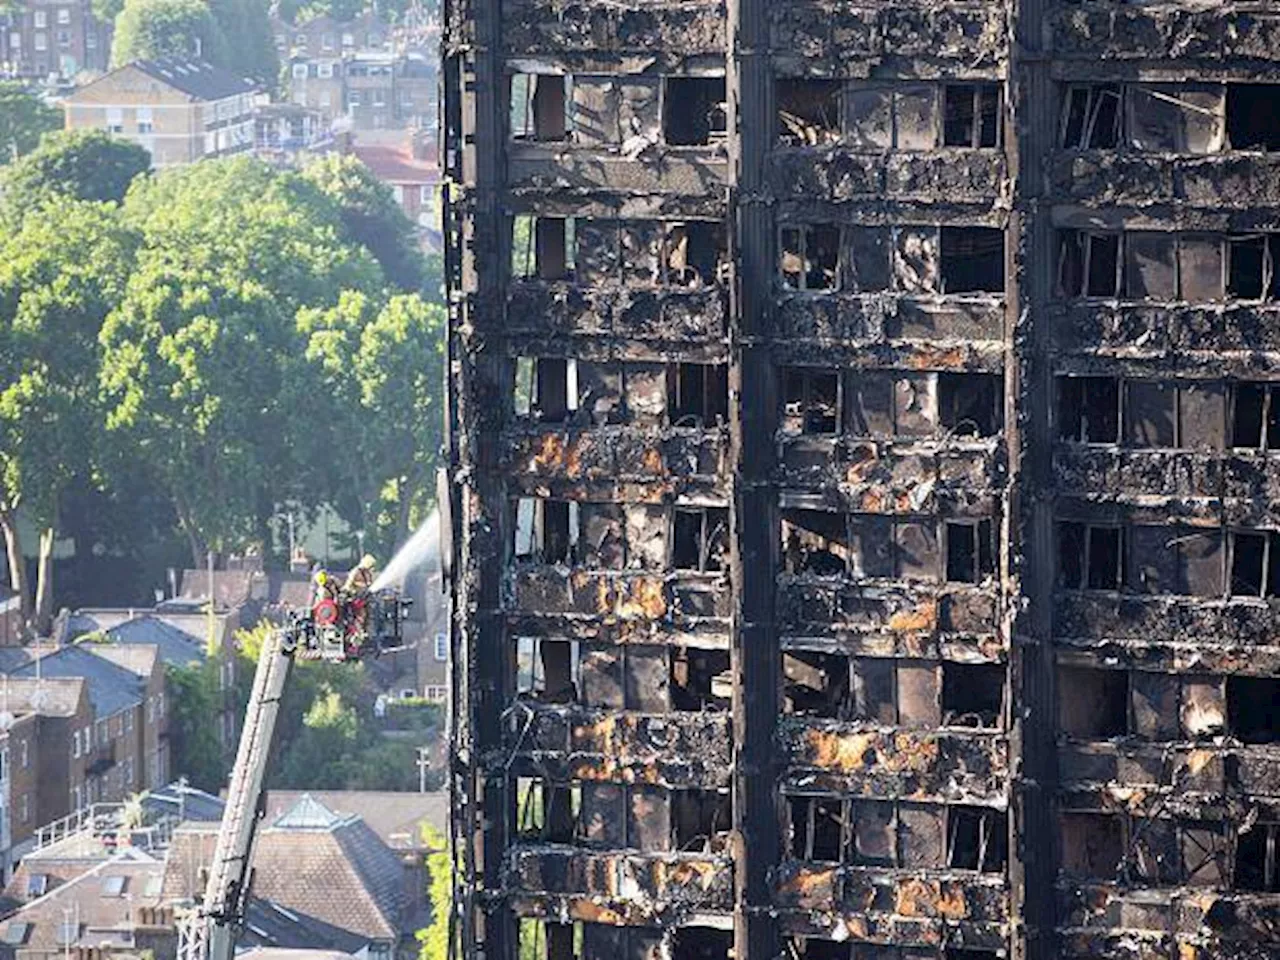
top-left (944, 519), bottom-right (996, 584)
top-left (1063, 231), bottom-right (1227, 301)
top-left (1227, 675), bottom-right (1280, 744)
top-left (789, 939), bottom-right (851, 960)
top-left (941, 662), bottom-right (1005, 728)
top-left (777, 79), bottom-right (842, 145)
top-left (1236, 822), bottom-right (1280, 891)
top-left (581, 643), bottom-right (730, 713)
top-left (782, 651), bottom-right (852, 720)
top-left (513, 498), bottom-right (579, 564)
top-left (1056, 376), bottom-right (1120, 443)
top-left (671, 927), bottom-right (732, 960)
top-left (781, 225), bottom-right (841, 291)
top-left (510, 74), bottom-right (569, 140)
top-left (672, 788), bottom-right (733, 852)
top-left (1058, 231), bottom-right (1121, 298)
top-left (1060, 812), bottom-right (1124, 880)
top-left (511, 215), bottom-right (574, 280)
top-left (1060, 84), bottom-right (1122, 148)
top-left (947, 805), bottom-right (1007, 872)
top-left (938, 372), bottom-right (1002, 437)
top-left (517, 920), bottom-right (580, 960)
top-left (663, 76), bottom-right (726, 146)
top-left (1227, 84), bottom-right (1280, 151)
top-left (788, 795), bottom-right (847, 862)
top-left (664, 221), bottom-right (727, 287)
top-left (1058, 522), bottom-right (1125, 590)
top-left (515, 776), bottom-right (582, 842)
top-left (1227, 234), bottom-right (1280, 300)
top-left (667, 363), bottom-right (729, 426)
top-left (672, 507), bottom-right (729, 573)
top-left (1228, 529), bottom-right (1280, 597)
top-left (515, 637), bottom-right (581, 703)
top-left (783, 367), bottom-right (841, 435)
top-left (781, 510), bottom-right (851, 576)
top-left (513, 357), bottom-right (579, 419)
top-left (943, 84), bottom-right (1000, 147)
top-left (939, 227), bottom-right (1004, 293)
top-left (1231, 382), bottom-right (1280, 450)
top-left (1058, 665), bottom-right (1129, 739)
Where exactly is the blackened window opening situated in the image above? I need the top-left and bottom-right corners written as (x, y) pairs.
top-left (944, 84), bottom-right (1000, 147)
top-left (1058, 522), bottom-right (1125, 590)
top-left (784, 367), bottom-right (841, 435)
top-left (1227, 675), bottom-right (1280, 744)
top-left (940, 227), bottom-right (1004, 293)
top-left (672, 507), bottom-right (728, 572)
top-left (1236, 823), bottom-right (1280, 892)
top-left (1061, 84), bottom-right (1121, 148)
top-left (1058, 377), bottom-right (1120, 443)
top-left (664, 77), bottom-right (726, 146)
top-left (781, 225), bottom-right (840, 291)
top-left (942, 662), bottom-right (1004, 728)
top-left (1231, 382), bottom-right (1280, 449)
top-left (938, 373), bottom-right (1001, 437)
top-left (668, 363), bottom-right (728, 426)
top-left (947, 806), bottom-right (1007, 872)
top-left (789, 796), bottom-right (845, 861)
top-left (777, 79), bottom-right (842, 145)
top-left (1227, 84), bottom-right (1280, 151)
top-left (945, 519), bottom-right (995, 583)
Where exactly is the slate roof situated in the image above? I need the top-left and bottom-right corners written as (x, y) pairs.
top-left (263, 790), bottom-right (447, 851)
top-left (142, 781), bottom-right (226, 824)
top-left (162, 796), bottom-right (407, 943)
top-left (82, 642), bottom-right (161, 679)
top-left (130, 59), bottom-right (259, 101)
top-left (102, 618), bottom-right (203, 668)
top-left (8, 646), bottom-right (142, 717)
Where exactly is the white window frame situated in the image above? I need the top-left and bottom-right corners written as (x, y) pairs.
top-left (434, 632), bottom-right (447, 661)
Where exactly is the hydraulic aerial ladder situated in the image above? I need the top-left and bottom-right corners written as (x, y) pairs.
top-left (176, 576), bottom-right (410, 960)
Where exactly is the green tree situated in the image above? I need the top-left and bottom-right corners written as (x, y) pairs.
top-left (293, 291), bottom-right (444, 557)
top-left (100, 158), bottom-right (381, 566)
top-left (0, 130), bottom-right (150, 225)
top-left (208, 0), bottom-right (280, 87)
top-left (300, 154), bottom-right (425, 292)
top-left (92, 0), bottom-right (127, 23)
top-left (164, 659), bottom-right (228, 790)
top-left (111, 0), bottom-right (227, 68)
top-left (0, 198), bottom-right (137, 629)
top-left (0, 83), bottom-right (61, 162)
top-left (416, 825), bottom-right (454, 960)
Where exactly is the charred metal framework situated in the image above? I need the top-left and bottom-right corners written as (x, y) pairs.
top-left (442, 0), bottom-right (1280, 958)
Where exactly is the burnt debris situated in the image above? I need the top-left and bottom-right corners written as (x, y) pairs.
top-left (443, 0), bottom-right (1280, 958)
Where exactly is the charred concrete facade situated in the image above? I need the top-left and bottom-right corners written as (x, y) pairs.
top-left (442, 2), bottom-right (1280, 959)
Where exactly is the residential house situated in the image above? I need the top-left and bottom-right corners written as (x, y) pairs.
top-left (350, 134), bottom-right (438, 231)
top-left (255, 102), bottom-right (330, 163)
top-left (4, 645), bottom-right (159, 807)
top-left (63, 59), bottom-right (260, 167)
top-left (0, 677), bottom-right (91, 881)
top-left (345, 52), bottom-right (433, 131)
top-left (81, 645), bottom-right (168, 793)
top-left (163, 794), bottom-right (418, 958)
top-left (0, 0), bottom-right (111, 81)
top-left (273, 13), bottom-right (390, 123)
top-left (0, 588), bottom-right (19, 648)
top-left (0, 850), bottom-right (171, 960)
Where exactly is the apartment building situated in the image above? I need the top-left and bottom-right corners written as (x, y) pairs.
top-left (0, 588), bottom-right (19, 647)
top-left (442, 1), bottom-right (1280, 959)
top-left (64, 59), bottom-right (260, 167)
top-left (0, 677), bottom-right (92, 879)
top-left (0, 0), bottom-right (110, 81)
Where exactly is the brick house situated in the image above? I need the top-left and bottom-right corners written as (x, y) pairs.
top-left (0, 0), bottom-right (111, 82)
top-left (64, 59), bottom-right (260, 167)
top-left (0, 676), bottom-right (91, 880)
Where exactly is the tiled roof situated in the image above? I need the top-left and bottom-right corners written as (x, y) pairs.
top-left (0, 855), bottom-right (166, 955)
top-left (263, 790), bottom-right (446, 850)
top-left (142, 781), bottom-right (226, 824)
top-left (163, 800), bottom-right (407, 942)
top-left (350, 144), bottom-right (438, 185)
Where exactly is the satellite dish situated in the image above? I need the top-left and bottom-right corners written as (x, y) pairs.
top-left (0, 711), bottom-right (14, 731)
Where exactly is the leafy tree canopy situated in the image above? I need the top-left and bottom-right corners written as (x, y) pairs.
top-left (208, 0), bottom-right (280, 87)
top-left (0, 130), bottom-right (150, 225)
top-left (300, 154), bottom-right (425, 292)
top-left (101, 158), bottom-right (383, 564)
top-left (111, 0), bottom-right (227, 68)
top-left (0, 83), bottom-right (61, 162)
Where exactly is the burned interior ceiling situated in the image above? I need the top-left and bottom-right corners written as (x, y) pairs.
top-left (441, 0), bottom-right (1280, 958)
